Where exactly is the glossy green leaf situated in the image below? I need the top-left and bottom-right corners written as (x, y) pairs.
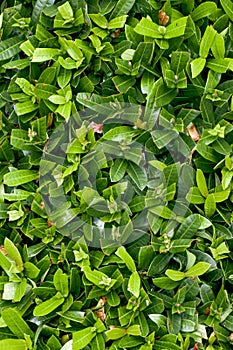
top-left (191, 57), bottom-right (206, 78)
top-left (204, 193), bottom-right (216, 217)
top-left (116, 246), bottom-right (136, 272)
top-left (1, 308), bottom-right (34, 339)
top-left (4, 170), bottom-right (38, 187)
top-left (0, 339), bottom-right (27, 350)
top-left (73, 327), bottom-right (96, 350)
top-left (127, 271), bottom-right (141, 298)
top-left (191, 2), bottom-right (217, 21)
top-left (220, 0), bottom-right (233, 18)
top-left (33, 293), bottom-right (65, 316)
top-left (0, 36), bottom-right (24, 61)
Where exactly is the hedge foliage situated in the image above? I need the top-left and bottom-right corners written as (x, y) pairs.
top-left (0, 0), bottom-right (233, 349)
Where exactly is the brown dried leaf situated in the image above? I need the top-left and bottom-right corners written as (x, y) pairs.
top-left (158, 10), bottom-right (169, 26)
top-left (187, 123), bottom-right (200, 141)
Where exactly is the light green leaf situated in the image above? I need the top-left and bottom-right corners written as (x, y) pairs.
top-left (165, 17), bottom-right (188, 39)
top-left (204, 193), bottom-right (216, 217)
top-left (191, 2), bottom-right (217, 21)
top-left (54, 268), bottom-right (69, 297)
top-left (89, 14), bottom-right (108, 28)
top-left (33, 293), bottom-right (65, 316)
top-left (116, 246), bottom-right (136, 272)
top-left (186, 187), bottom-right (204, 205)
top-left (105, 328), bottom-right (127, 340)
top-left (1, 308), bottom-right (34, 339)
top-left (165, 269), bottom-right (185, 281)
top-left (58, 1), bottom-right (73, 20)
top-left (128, 271), bottom-right (141, 298)
top-left (220, 0), bottom-right (233, 19)
top-left (32, 48), bottom-right (61, 62)
top-left (211, 33), bottom-right (225, 59)
top-left (4, 237), bottom-right (23, 268)
top-left (206, 59), bottom-right (229, 73)
top-left (49, 95), bottom-right (66, 104)
top-left (134, 18), bottom-right (162, 39)
top-left (185, 262), bottom-right (211, 277)
top-left (149, 206), bottom-right (176, 220)
top-left (199, 26), bottom-right (216, 59)
top-left (4, 170), bottom-right (38, 186)
top-left (191, 57), bottom-right (206, 78)
top-left (108, 15), bottom-right (127, 29)
top-left (15, 100), bottom-right (38, 116)
top-left (196, 169), bottom-right (208, 198)
top-left (73, 327), bottom-right (96, 350)
top-left (213, 190), bottom-right (230, 203)
top-left (0, 339), bottom-right (27, 350)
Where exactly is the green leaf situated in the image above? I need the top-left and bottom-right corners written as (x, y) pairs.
top-left (206, 59), bottom-right (229, 73)
top-left (127, 325), bottom-right (141, 336)
top-left (186, 186), bottom-right (205, 203)
top-left (0, 339), bottom-right (27, 350)
top-left (32, 0), bottom-right (55, 25)
top-left (204, 193), bottom-right (216, 217)
top-left (149, 206), bottom-right (176, 220)
top-left (24, 262), bottom-right (40, 279)
top-left (33, 293), bottom-right (65, 316)
top-left (73, 327), bottom-right (96, 350)
top-left (109, 0), bottom-right (136, 19)
top-left (211, 33), bottom-right (225, 59)
top-left (108, 15), bottom-right (127, 29)
top-left (191, 57), bottom-right (206, 78)
top-left (191, 2), bottom-right (217, 21)
top-left (150, 80), bottom-right (177, 107)
top-left (4, 170), bottom-right (38, 186)
top-left (171, 51), bottom-right (190, 74)
top-left (164, 17), bottom-right (188, 39)
top-left (151, 129), bottom-right (178, 149)
top-left (49, 95), bottom-right (67, 104)
top-left (175, 214), bottom-right (200, 239)
top-left (89, 14), bottom-right (108, 28)
top-left (185, 262), bottom-right (210, 277)
top-left (105, 328), bottom-right (127, 340)
top-left (32, 48), bottom-right (61, 62)
top-left (58, 1), bottom-right (73, 20)
top-left (54, 268), bottom-right (69, 297)
top-left (15, 100), bottom-right (38, 116)
top-left (112, 76), bottom-right (136, 93)
top-left (0, 36), bottom-right (24, 61)
top-left (196, 169), bottom-right (209, 197)
top-left (165, 269), bottom-right (185, 281)
top-left (199, 26), bottom-right (216, 59)
top-left (4, 237), bottom-right (23, 268)
top-left (213, 190), bottom-right (230, 203)
top-left (152, 277), bottom-right (180, 290)
top-left (134, 18), bottom-right (162, 39)
top-left (1, 308), bottom-right (34, 339)
top-left (220, 0), bottom-right (233, 19)
top-left (116, 246), bottom-right (136, 272)
top-left (127, 271), bottom-right (141, 298)
top-left (110, 159), bottom-right (127, 182)
top-left (83, 266), bottom-right (115, 289)
top-left (127, 162), bottom-right (147, 190)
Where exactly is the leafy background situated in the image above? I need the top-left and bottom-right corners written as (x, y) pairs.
top-left (0, 0), bottom-right (233, 349)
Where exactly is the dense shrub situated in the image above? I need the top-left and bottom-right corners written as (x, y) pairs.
top-left (0, 0), bottom-right (233, 349)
